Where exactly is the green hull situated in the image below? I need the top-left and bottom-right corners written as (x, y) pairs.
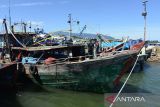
top-left (28, 52), bottom-right (137, 93)
top-left (40, 64), bottom-right (124, 93)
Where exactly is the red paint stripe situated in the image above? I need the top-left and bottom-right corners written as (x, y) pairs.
top-left (113, 58), bottom-right (134, 85)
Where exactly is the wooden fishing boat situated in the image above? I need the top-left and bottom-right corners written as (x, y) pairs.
top-left (11, 41), bottom-right (144, 93)
top-left (1, 18), bottom-right (146, 92)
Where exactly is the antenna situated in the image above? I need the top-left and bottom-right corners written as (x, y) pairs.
top-left (68, 14), bottom-right (72, 39)
top-left (8, 0), bottom-right (12, 28)
top-left (29, 21), bottom-right (32, 32)
top-left (67, 14), bottom-right (80, 39)
top-left (142, 0), bottom-right (148, 41)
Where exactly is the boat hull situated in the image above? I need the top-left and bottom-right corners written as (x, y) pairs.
top-left (25, 51), bottom-right (138, 93)
top-left (0, 63), bottom-right (17, 91)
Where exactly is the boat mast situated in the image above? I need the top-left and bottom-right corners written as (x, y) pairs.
top-left (67, 14), bottom-right (80, 39)
top-left (142, 0), bottom-right (148, 42)
top-left (3, 19), bottom-right (11, 58)
top-left (29, 21), bottom-right (32, 33)
top-left (9, 0), bottom-right (12, 29)
top-left (68, 14), bottom-right (72, 39)
top-left (23, 22), bottom-right (27, 33)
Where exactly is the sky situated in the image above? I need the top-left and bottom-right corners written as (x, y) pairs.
top-left (0, 0), bottom-right (160, 40)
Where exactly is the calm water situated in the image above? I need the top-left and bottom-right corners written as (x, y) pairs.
top-left (0, 62), bottom-right (160, 107)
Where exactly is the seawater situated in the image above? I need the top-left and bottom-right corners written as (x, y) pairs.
top-left (0, 62), bottom-right (160, 107)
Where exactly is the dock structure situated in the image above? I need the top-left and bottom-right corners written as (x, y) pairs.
top-left (147, 46), bottom-right (160, 62)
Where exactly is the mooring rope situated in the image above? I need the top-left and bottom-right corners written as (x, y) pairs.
top-left (109, 46), bottom-right (144, 107)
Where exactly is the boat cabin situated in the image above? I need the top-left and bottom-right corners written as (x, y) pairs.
top-left (11, 45), bottom-right (85, 63)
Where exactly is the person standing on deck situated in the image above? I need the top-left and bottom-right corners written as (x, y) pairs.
top-left (95, 40), bottom-right (100, 54)
top-left (0, 46), bottom-right (6, 62)
top-left (93, 40), bottom-right (99, 58)
top-left (88, 40), bottom-right (94, 58)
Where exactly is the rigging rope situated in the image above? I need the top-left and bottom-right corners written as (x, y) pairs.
top-left (8, 28), bottom-right (26, 48)
top-left (33, 36), bottom-right (52, 45)
top-left (109, 46), bottom-right (144, 107)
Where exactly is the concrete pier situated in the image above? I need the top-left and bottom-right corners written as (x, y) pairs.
top-left (147, 46), bottom-right (160, 62)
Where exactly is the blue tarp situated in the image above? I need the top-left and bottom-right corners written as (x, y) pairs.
top-left (101, 39), bottom-right (143, 49)
top-left (101, 41), bottom-right (122, 48)
top-left (124, 39), bottom-right (143, 49)
top-left (22, 57), bottom-right (38, 64)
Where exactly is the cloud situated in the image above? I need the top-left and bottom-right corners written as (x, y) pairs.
top-left (14, 2), bottom-right (52, 7)
top-left (59, 0), bottom-right (70, 4)
top-left (0, 2), bottom-right (52, 8)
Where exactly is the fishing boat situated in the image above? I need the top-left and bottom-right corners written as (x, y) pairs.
top-left (11, 40), bottom-right (144, 93)
top-left (1, 18), bottom-right (146, 92)
top-left (0, 19), bottom-right (25, 91)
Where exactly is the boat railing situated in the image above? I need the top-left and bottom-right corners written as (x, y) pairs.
top-left (15, 49), bottom-right (136, 67)
top-left (38, 50), bottom-right (133, 66)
